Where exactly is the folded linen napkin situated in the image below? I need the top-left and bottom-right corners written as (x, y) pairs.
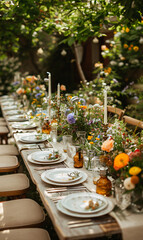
top-left (110, 208), bottom-right (143, 240)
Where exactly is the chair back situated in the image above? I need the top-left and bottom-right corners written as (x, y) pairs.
top-left (107, 106), bottom-right (125, 120)
top-left (123, 116), bottom-right (143, 129)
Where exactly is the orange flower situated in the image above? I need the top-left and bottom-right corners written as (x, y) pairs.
top-left (89, 142), bottom-right (94, 144)
top-left (113, 153), bottom-right (129, 171)
top-left (87, 136), bottom-right (93, 140)
top-left (131, 175), bottom-right (139, 184)
top-left (104, 67), bottom-right (112, 74)
top-left (80, 105), bottom-right (87, 109)
top-left (124, 44), bottom-right (128, 49)
top-left (128, 47), bottom-right (132, 51)
top-left (101, 139), bottom-right (114, 153)
top-left (126, 27), bottom-right (130, 33)
top-left (60, 85), bottom-right (66, 91)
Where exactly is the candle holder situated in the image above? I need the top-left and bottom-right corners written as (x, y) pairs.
top-left (103, 123), bottom-right (108, 141)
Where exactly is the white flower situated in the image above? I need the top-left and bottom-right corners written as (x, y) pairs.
top-left (139, 37), bottom-right (143, 44)
top-left (136, 26), bottom-right (142, 30)
top-left (118, 62), bottom-right (124, 67)
top-left (89, 91), bottom-right (93, 96)
top-left (110, 61), bottom-right (117, 66)
top-left (93, 37), bottom-right (99, 43)
top-left (130, 59), bottom-right (139, 64)
top-left (61, 49), bottom-right (67, 56)
top-left (124, 177), bottom-right (135, 190)
top-left (37, 48), bottom-right (43, 55)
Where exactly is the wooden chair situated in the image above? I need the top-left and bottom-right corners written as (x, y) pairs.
top-left (0, 173), bottom-right (29, 198)
top-left (0, 156), bottom-right (19, 173)
top-left (0, 144), bottom-right (19, 156)
top-left (123, 115), bottom-right (143, 129)
top-left (107, 106), bottom-right (125, 120)
top-left (0, 126), bottom-right (9, 144)
top-left (0, 198), bottom-right (45, 230)
top-left (0, 228), bottom-right (51, 240)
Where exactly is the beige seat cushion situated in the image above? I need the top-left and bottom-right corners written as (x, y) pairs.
top-left (0, 156), bottom-right (19, 172)
top-left (0, 126), bottom-right (9, 134)
top-left (0, 122), bottom-right (7, 126)
top-left (0, 199), bottom-right (45, 230)
top-left (0, 173), bottom-right (29, 197)
top-left (0, 228), bottom-right (51, 240)
top-left (0, 117), bottom-right (5, 122)
top-left (0, 145), bottom-right (19, 156)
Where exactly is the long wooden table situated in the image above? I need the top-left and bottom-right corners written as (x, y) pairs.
top-left (1, 102), bottom-right (143, 240)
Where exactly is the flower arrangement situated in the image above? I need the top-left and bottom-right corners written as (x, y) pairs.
top-left (58, 96), bottom-right (104, 141)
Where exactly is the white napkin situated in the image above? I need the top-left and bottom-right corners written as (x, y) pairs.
top-left (110, 209), bottom-right (143, 240)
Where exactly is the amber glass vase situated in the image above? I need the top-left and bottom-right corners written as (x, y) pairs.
top-left (96, 168), bottom-right (111, 196)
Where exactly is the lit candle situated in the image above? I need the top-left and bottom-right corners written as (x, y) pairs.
top-left (104, 89), bottom-right (107, 125)
top-left (57, 83), bottom-right (60, 106)
top-left (47, 72), bottom-right (51, 121)
top-left (48, 73), bottom-right (51, 99)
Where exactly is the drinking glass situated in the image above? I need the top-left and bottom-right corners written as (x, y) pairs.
top-left (62, 135), bottom-right (73, 152)
top-left (50, 126), bottom-right (57, 142)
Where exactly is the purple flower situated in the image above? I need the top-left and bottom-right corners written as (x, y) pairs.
top-left (35, 86), bottom-right (40, 90)
top-left (67, 113), bottom-right (76, 124)
top-left (35, 93), bottom-right (42, 98)
top-left (12, 81), bottom-right (20, 86)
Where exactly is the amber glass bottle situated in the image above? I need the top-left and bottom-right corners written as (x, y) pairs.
top-left (74, 147), bottom-right (83, 168)
top-left (96, 168), bottom-right (111, 196)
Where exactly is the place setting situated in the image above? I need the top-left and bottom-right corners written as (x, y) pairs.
top-left (56, 192), bottom-right (114, 218)
top-left (3, 105), bottom-right (18, 111)
top-left (41, 168), bottom-right (87, 186)
top-left (27, 149), bottom-right (66, 165)
top-left (19, 133), bottom-right (48, 143)
top-left (12, 121), bottom-right (37, 130)
top-left (7, 114), bottom-right (28, 122)
top-left (5, 109), bottom-right (24, 116)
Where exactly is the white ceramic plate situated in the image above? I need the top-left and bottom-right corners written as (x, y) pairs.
top-left (12, 122), bottom-right (36, 129)
top-left (45, 168), bottom-right (82, 183)
top-left (27, 153), bottom-right (66, 165)
top-left (3, 106), bottom-right (17, 110)
top-left (8, 115), bottom-right (28, 122)
top-left (31, 150), bottom-right (60, 163)
top-left (19, 134), bottom-right (48, 143)
top-left (57, 198), bottom-right (114, 218)
top-left (6, 110), bottom-right (24, 116)
top-left (41, 170), bottom-right (87, 186)
top-left (61, 192), bottom-right (108, 214)
top-left (2, 102), bottom-right (15, 106)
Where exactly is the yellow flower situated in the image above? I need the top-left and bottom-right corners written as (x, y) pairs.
top-left (124, 44), bottom-right (128, 49)
top-left (89, 142), bottom-right (94, 144)
top-left (129, 166), bottom-right (141, 176)
top-left (126, 27), bottom-right (130, 33)
top-left (133, 46), bottom-right (139, 52)
top-left (41, 93), bottom-right (45, 97)
top-left (87, 136), bottom-right (93, 140)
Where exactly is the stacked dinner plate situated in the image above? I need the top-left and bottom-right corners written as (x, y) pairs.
top-left (28, 150), bottom-right (66, 165)
top-left (19, 134), bottom-right (48, 143)
top-left (57, 192), bottom-right (114, 218)
top-left (3, 105), bottom-right (18, 111)
top-left (41, 168), bottom-right (87, 186)
top-left (6, 110), bottom-right (24, 116)
top-left (12, 122), bottom-right (36, 130)
top-left (8, 115), bottom-right (28, 122)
